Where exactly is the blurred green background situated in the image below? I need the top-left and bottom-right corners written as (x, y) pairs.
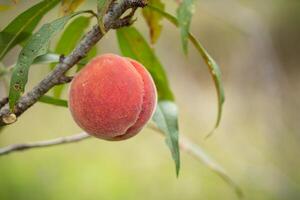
top-left (1, 0), bottom-right (300, 199)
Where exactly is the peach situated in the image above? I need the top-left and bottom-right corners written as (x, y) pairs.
top-left (68, 54), bottom-right (157, 141)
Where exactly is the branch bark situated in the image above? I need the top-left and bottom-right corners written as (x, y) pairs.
top-left (0, 0), bottom-right (148, 126)
top-left (0, 132), bottom-right (90, 155)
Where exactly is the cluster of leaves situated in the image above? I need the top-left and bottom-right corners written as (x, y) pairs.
top-left (0, 0), bottom-right (227, 190)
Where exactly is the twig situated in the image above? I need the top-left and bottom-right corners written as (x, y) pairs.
top-left (0, 0), bottom-right (148, 126)
top-left (0, 132), bottom-right (90, 155)
top-left (0, 123), bottom-right (243, 197)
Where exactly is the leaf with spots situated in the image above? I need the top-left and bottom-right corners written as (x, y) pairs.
top-left (152, 101), bottom-right (180, 176)
top-left (8, 11), bottom-right (89, 109)
top-left (0, 0), bottom-right (60, 60)
top-left (142, 0), bottom-right (165, 44)
top-left (148, 5), bottom-right (225, 133)
top-left (176, 0), bottom-right (196, 54)
top-left (116, 26), bottom-right (174, 101)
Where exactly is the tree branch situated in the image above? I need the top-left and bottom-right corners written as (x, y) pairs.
top-left (0, 132), bottom-right (90, 155)
top-left (0, 0), bottom-right (148, 126)
top-left (0, 123), bottom-right (242, 196)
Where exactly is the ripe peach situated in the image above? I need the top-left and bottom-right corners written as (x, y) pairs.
top-left (69, 54), bottom-right (157, 141)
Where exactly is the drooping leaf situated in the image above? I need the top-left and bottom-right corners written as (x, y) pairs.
top-left (148, 5), bottom-right (225, 132)
top-left (116, 26), bottom-right (174, 101)
top-left (176, 0), bottom-right (196, 54)
top-left (0, 0), bottom-right (60, 60)
top-left (51, 16), bottom-right (90, 98)
top-left (153, 101), bottom-right (180, 176)
top-left (38, 95), bottom-right (68, 107)
top-left (116, 27), bottom-right (180, 175)
top-left (97, 0), bottom-right (114, 33)
top-left (142, 0), bottom-right (165, 44)
top-left (8, 11), bottom-right (89, 109)
top-left (189, 34), bottom-right (225, 135)
top-left (61, 0), bottom-right (85, 15)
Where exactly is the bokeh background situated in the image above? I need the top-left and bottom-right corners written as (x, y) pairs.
top-left (0, 0), bottom-right (300, 199)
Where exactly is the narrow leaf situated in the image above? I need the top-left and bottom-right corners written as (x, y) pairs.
top-left (116, 26), bottom-right (174, 101)
top-left (153, 101), bottom-right (180, 176)
top-left (33, 53), bottom-right (60, 64)
top-left (142, 0), bottom-right (165, 44)
top-left (51, 16), bottom-right (90, 98)
top-left (0, 0), bottom-right (60, 60)
top-left (61, 0), bottom-right (85, 15)
top-left (189, 34), bottom-right (225, 134)
top-left (38, 95), bottom-right (68, 107)
top-left (8, 11), bottom-right (88, 109)
top-left (149, 5), bottom-right (225, 132)
top-left (176, 0), bottom-right (196, 54)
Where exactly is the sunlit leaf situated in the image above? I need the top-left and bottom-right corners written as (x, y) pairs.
top-left (116, 26), bottom-right (174, 101)
top-left (148, 5), bottom-right (225, 132)
top-left (61, 0), bottom-right (85, 15)
top-left (38, 95), bottom-right (68, 107)
top-left (51, 16), bottom-right (90, 98)
top-left (33, 53), bottom-right (60, 64)
top-left (142, 0), bottom-right (165, 44)
top-left (176, 0), bottom-right (196, 54)
top-left (8, 11), bottom-right (89, 109)
top-left (153, 101), bottom-right (180, 176)
top-left (0, 0), bottom-right (60, 60)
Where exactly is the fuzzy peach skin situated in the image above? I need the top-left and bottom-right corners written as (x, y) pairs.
top-left (68, 54), bottom-right (157, 141)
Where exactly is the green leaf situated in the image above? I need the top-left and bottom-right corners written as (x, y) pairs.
top-left (61, 0), bottom-right (85, 15)
top-left (52, 16), bottom-right (90, 58)
top-left (176, 0), bottom-right (196, 54)
top-left (0, 0), bottom-right (60, 60)
top-left (97, 0), bottom-right (114, 33)
top-left (38, 95), bottom-right (68, 107)
top-left (33, 53), bottom-right (60, 64)
top-left (148, 5), bottom-right (225, 132)
top-left (142, 0), bottom-right (165, 44)
top-left (51, 16), bottom-right (90, 98)
top-left (152, 101), bottom-right (180, 176)
top-left (189, 34), bottom-right (225, 135)
top-left (8, 11), bottom-right (88, 110)
top-left (116, 26), bottom-right (174, 101)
